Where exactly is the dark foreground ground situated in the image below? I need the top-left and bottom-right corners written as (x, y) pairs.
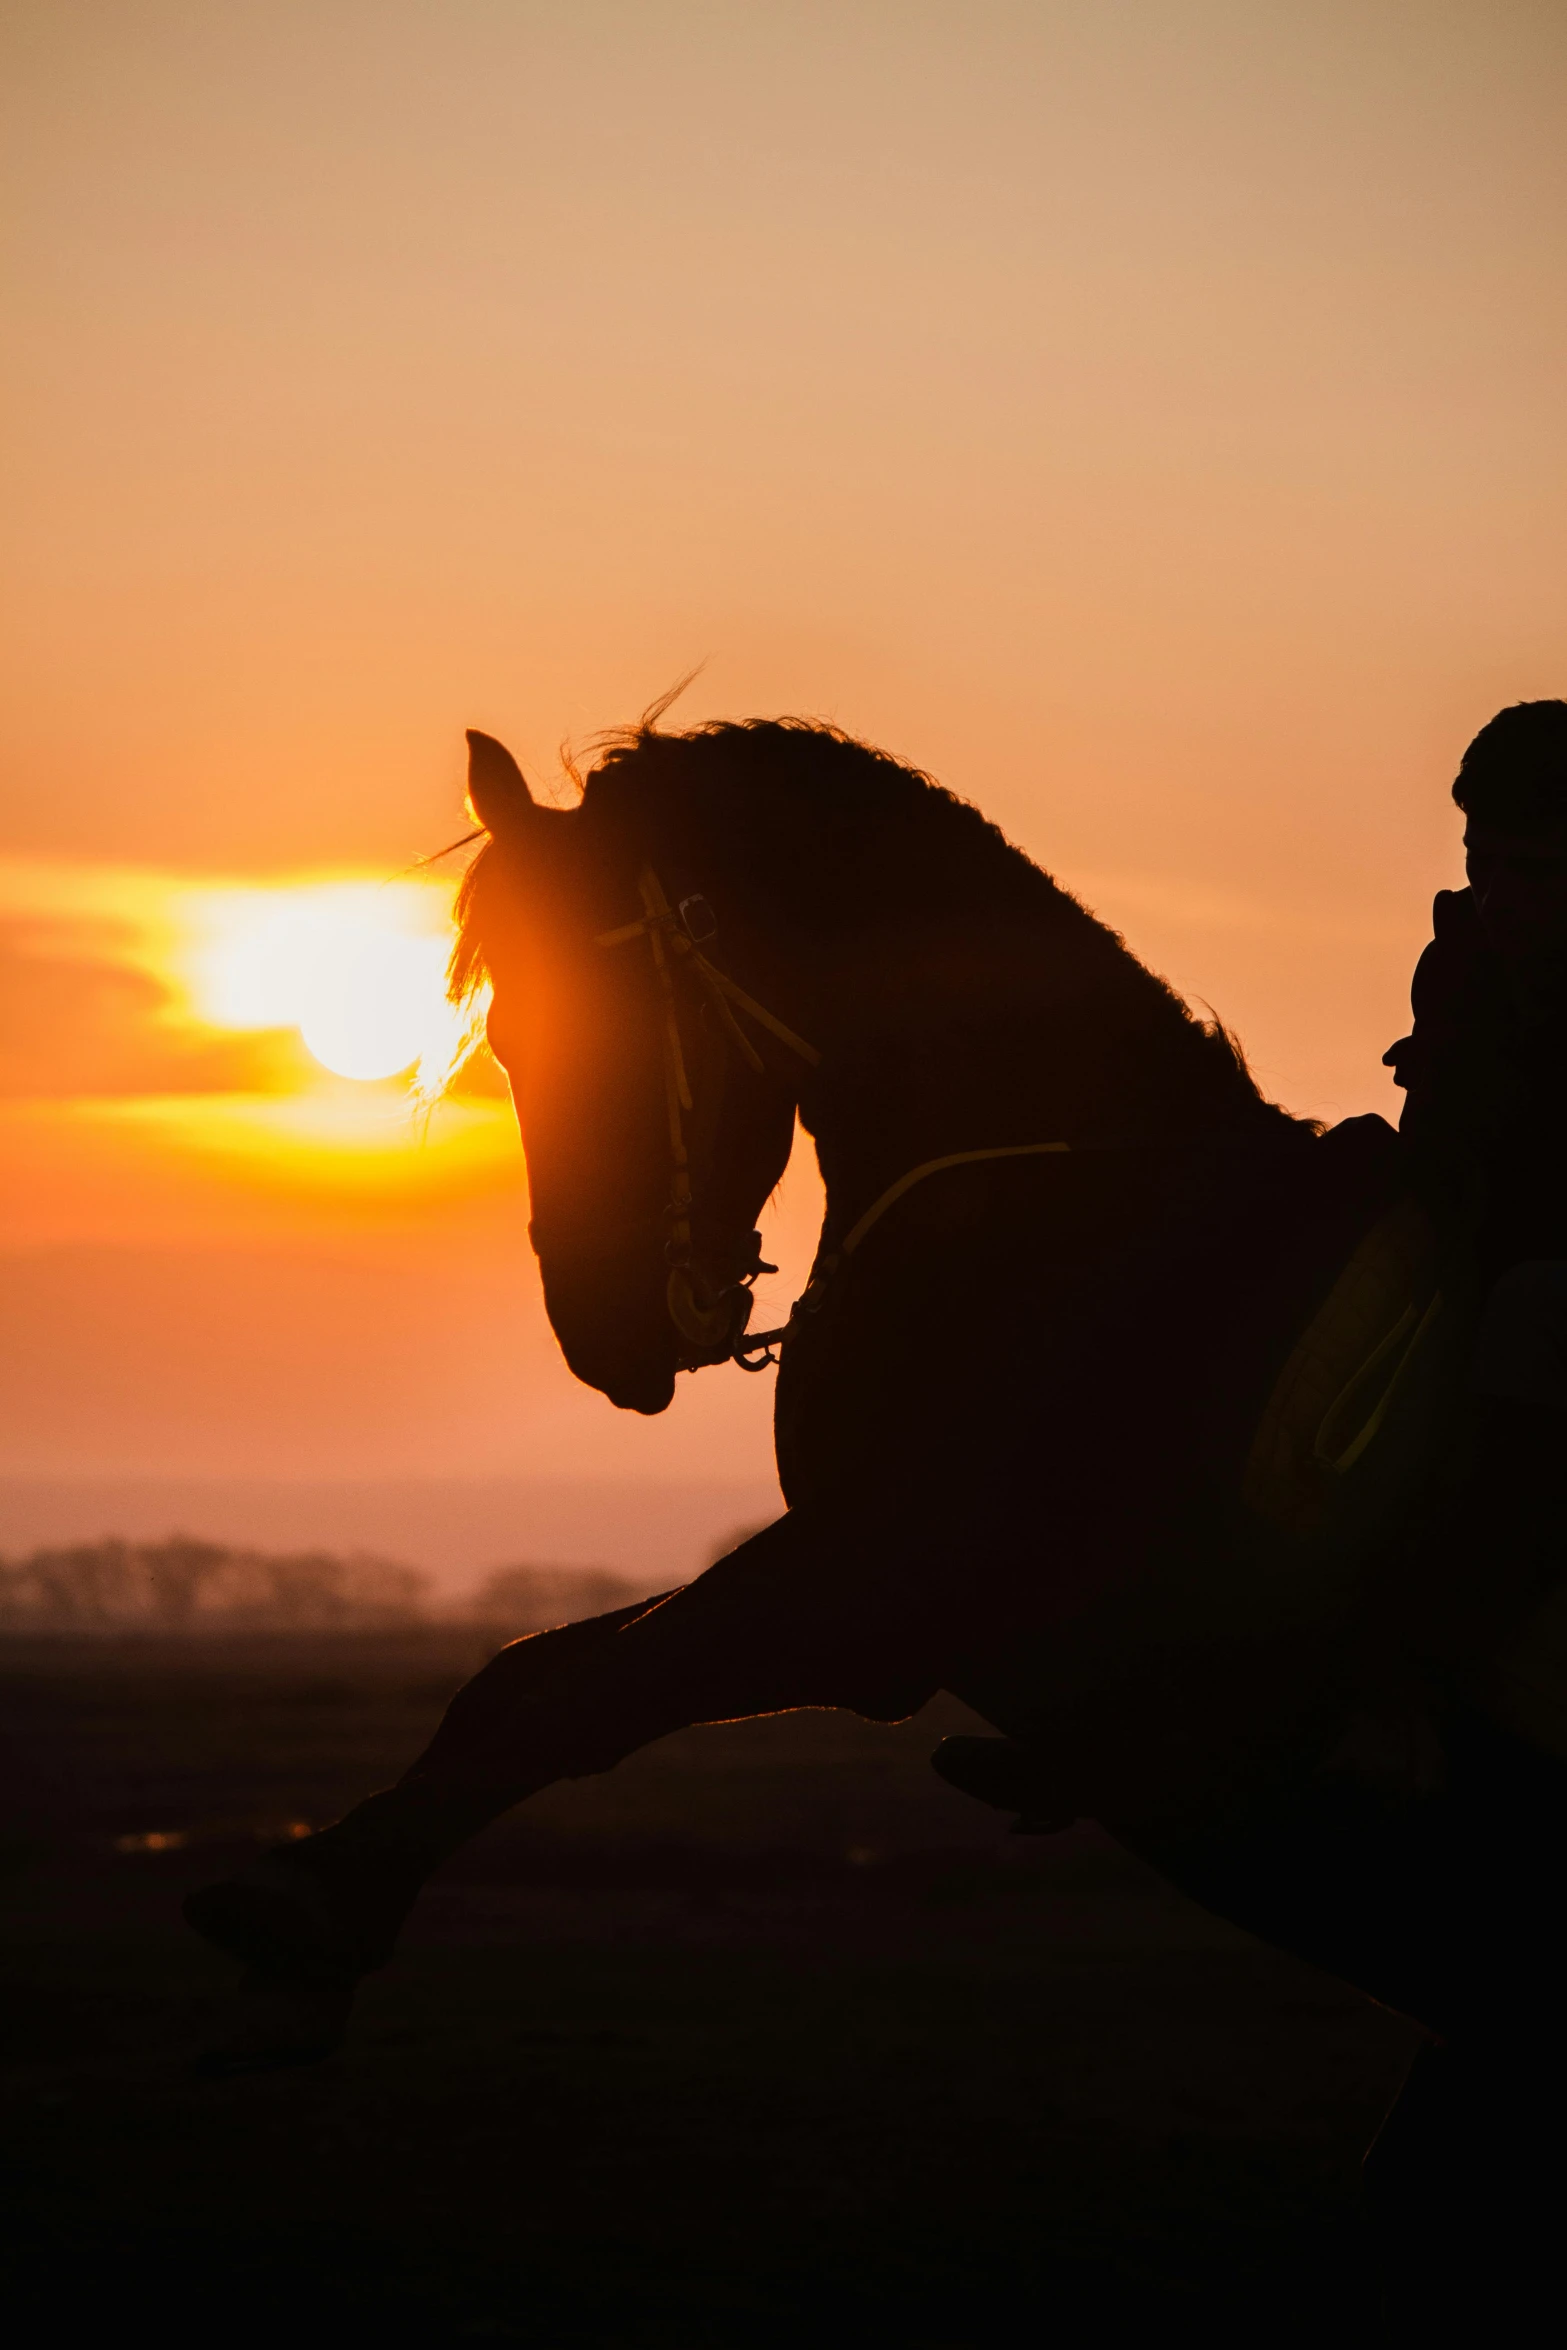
top-left (0, 1632), bottom-right (1418, 2345)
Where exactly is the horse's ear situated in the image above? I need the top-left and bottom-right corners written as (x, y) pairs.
top-left (466, 730), bottom-right (537, 833)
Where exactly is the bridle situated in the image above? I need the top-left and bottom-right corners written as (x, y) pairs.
top-left (468, 727), bottom-right (1090, 1378)
top-left (594, 867), bottom-right (1082, 1376)
top-left (595, 867), bottom-right (821, 1367)
top-left (593, 868), bottom-right (1282, 1380)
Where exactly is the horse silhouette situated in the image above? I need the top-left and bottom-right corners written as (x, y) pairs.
top-left (188, 717), bottom-right (1490, 2079)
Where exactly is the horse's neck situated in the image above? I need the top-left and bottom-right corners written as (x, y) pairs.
top-left (793, 919), bottom-right (1263, 1240)
top-left (717, 812), bottom-right (1261, 1239)
top-left (801, 984), bottom-right (1143, 1239)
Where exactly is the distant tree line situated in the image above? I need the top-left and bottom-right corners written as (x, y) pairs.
top-left (0, 1540), bottom-right (647, 1635)
top-left (0, 1537), bottom-right (428, 1631)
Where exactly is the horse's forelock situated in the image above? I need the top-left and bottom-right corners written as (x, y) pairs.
top-left (448, 838), bottom-right (515, 1006)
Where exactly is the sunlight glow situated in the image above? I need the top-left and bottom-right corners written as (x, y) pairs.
top-left (187, 880), bottom-right (478, 1089)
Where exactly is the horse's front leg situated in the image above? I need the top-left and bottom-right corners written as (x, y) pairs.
top-left (182, 1591), bottom-right (673, 2070)
top-left (184, 1508), bottom-right (938, 2068)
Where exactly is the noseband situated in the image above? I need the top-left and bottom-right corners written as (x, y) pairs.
top-left (595, 869), bottom-right (821, 1368)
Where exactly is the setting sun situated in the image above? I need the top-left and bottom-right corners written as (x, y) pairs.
top-left (186, 879), bottom-right (478, 1089)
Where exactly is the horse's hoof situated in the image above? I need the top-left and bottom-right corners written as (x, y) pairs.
top-left (183, 1849), bottom-right (371, 1978)
top-left (192, 1968), bottom-right (354, 2077)
top-left (184, 1877), bottom-right (342, 1976)
top-left (184, 1827), bottom-right (419, 1979)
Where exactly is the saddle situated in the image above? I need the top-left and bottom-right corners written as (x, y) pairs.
top-left (935, 1180), bottom-right (1482, 1827)
top-left (1237, 1189), bottom-right (1467, 1571)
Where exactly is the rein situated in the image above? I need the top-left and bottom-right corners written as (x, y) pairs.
top-left (597, 869), bottom-right (1079, 1374)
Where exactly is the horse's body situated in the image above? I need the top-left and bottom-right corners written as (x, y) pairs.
top-left (188, 719), bottom-right (1522, 2111)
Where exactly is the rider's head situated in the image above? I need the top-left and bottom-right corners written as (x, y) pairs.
top-left (1454, 701), bottom-right (1567, 990)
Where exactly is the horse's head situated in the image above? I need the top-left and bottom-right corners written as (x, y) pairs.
top-left (453, 729), bottom-right (807, 1413)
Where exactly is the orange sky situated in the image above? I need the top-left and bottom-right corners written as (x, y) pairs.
top-left (3, 2), bottom-right (1565, 1523)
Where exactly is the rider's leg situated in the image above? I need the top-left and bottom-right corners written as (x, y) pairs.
top-left (1470, 1257), bottom-right (1567, 1414)
top-left (1362, 1275), bottom-right (1567, 2330)
top-left (1438, 1260), bottom-right (1567, 1654)
top-left (1358, 1717), bottom-right (1567, 2338)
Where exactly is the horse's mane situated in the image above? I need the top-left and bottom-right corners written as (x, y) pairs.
top-left (450, 717), bottom-right (1021, 995)
top-left (451, 716), bottom-right (1290, 1128)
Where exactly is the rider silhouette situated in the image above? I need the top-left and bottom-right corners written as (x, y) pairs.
top-left (1386, 697), bottom-right (1567, 1288)
top-left (1367, 701), bottom-right (1567, 2322)
top-left (1384, 701), bottom-right (1567, 1652)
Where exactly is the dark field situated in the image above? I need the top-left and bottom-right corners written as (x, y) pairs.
top-left (0, 1633), bottom-right (1418, 2345)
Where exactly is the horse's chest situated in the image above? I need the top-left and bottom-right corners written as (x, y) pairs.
top-left (772, 1210), bottom-right (1228, 1517)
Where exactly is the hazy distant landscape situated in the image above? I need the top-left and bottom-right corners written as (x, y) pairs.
top-left (0, 1621), bottom-right (1415, 2340)
top-left (0, 1535), bottom-right (651, 1636)
top-left (0, 1477), bottom-right (780, 1607)
top-left (0, 1502), bottom-right (1412, 2340)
